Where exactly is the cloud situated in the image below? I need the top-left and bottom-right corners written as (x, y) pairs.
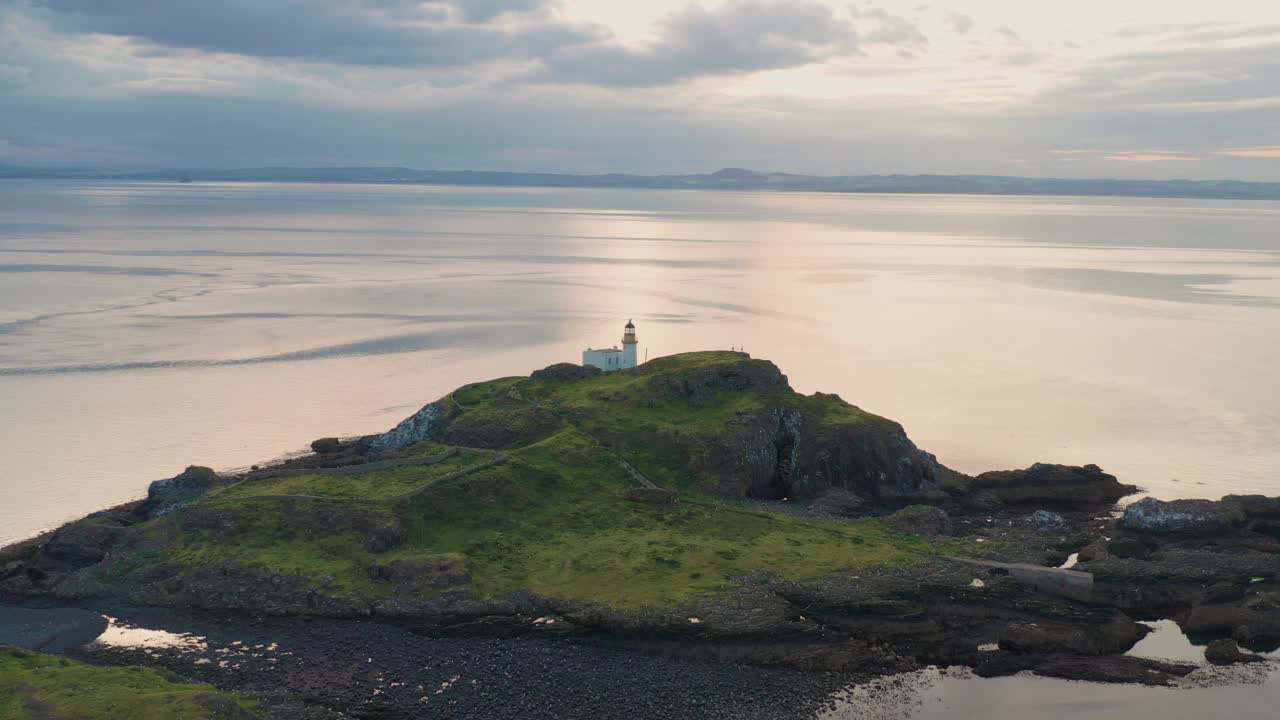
top-left (1217, 146), bottom-right (1280, 158)
top-left (30, 0), bottom-right (604, 67)
top-left (1103, 151), bottom-right (1198, 163)
top-left (0, 63), bottom-right (31, 89)
top-left (947, 13), bottom-right (973, 35)
top-left (852, 6), bottom-right (927, 47)
top-left (538, 2), bottom-right (863, 87)
top-left (114, 76), bottom-right (236, 93)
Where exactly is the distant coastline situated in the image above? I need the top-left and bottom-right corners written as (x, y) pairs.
top-left (4, 164), bottom-right (1280, 201)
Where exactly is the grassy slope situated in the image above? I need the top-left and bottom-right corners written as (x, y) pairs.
top-left (0, 647), bottom-right (255, 720)
top-left (152, 352), bottom-right (946, 608)
top-left (207, 452), bottom-right (482, 500)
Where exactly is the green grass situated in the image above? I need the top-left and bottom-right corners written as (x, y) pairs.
top-left (0, 647), bottom-right (256, 720)
top-left (404, 440), bottom-right (452, 456)
top-left (126, 352), bottom-right (948, 609)
top-left (452, 376), bottom-right (526, 408)
top-left (170, 526), bottom-right (385, 593)
top-left (207, 453), bottom-right (482, 500)
top-left (395, 427), bottom-right (944, 607)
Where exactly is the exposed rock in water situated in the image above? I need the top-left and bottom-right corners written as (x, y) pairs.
top-left (997, 611), bottom-right (1148, 655)
top-left (1121, 497), bottom-right (1247, 536)
top-left (140, 465), bottom-right (220, 518)
top-left (971, 463), bottom-right (1136, 509)
top-left (367, 401), bottom-right (443, 453)
top-left (1183, 586), bottom-right (1280, 641)
top-left (975, 651), bottom-right (1197, 686)
top-left (1203, 638), bottom-right (1267, 665)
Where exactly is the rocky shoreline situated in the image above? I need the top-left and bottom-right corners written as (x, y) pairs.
top-left (2, 354), bottom-right (1277, 718)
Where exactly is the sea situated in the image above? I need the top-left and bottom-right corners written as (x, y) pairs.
top-left (2, 180), bottom-right (1279, 546)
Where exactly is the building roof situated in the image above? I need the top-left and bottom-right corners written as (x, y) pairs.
top-left (625, 319), bottom-right (635, 329)
top-left (585, 347), bottom-right (622, 354)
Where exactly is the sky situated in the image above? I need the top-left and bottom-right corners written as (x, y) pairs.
top-left (1, 0), bottom-right (1279, 179)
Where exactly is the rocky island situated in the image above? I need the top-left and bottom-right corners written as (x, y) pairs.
top-left (2, 352), bottom-right (1277, 718)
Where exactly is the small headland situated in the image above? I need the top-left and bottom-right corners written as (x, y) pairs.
top-left (2, 351), bottom-right (1276, 718)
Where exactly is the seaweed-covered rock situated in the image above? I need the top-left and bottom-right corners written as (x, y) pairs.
top-left (1121, 497), bottom-right (1246, 536)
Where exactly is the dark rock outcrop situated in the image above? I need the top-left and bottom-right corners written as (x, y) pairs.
top-left (1226, 494), bottom-right (1280, 518)
top-left (530, 363), bottom-right (602, 383)
top-left (997, 612), bottom-right (1148, 655)
top-left (971, 463), bottom-right (1136, 509)
top-left (1183, 586), bottom-right (1280, 641)
top-left (310, 437), bottom-right (345, 454)
top-left (884, 506), bottom-right (952, 536)
top-left (42, 521), bottom-right (132, 567)
top-left (1204, 638), bottom-right (1267, 665)
top-left (1025, 510), bottom-right (1066, 533)
top-left (366, 556), bottom-right (472, 594)
top-left (140, 465), bottom-right (220, 518)
top-left (705, 404), bottom-right (938, 502)
top-left (644, 355), bottom-right (788, 402)
top-left (440, 406), bottom-right (562, 449)
top-left (1121, 497), bottom-right (1247, 536)
top-left (976, 651), bottom-right (1197, 686)
top-left (809, 489), bottom-right (866, 517)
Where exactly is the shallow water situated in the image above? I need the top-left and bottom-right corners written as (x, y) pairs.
top-left (2, 180), bottom-right (1280, 544)
top-left (819, 663), bottom-right (1280, 720)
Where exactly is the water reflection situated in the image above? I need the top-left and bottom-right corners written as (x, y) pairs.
top-left (2, 181), bottom-right (1279, 545)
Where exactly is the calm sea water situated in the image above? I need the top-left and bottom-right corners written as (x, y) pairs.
top-left (2, 180), bottom-right (1279, 545)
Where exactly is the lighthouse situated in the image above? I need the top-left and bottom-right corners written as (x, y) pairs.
top-left (622, 319), bottom-right (638, 368)
top-left (582, 320), bottom-right (641, 372)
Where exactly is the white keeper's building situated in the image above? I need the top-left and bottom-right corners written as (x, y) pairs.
top-left (582, 320), bottom-right (640, 371)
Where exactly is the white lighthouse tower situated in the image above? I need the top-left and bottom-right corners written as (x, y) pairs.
top-left (621, 319), bottom-right (638, 368)
top-left (582, 320), bottom-right (641, 371)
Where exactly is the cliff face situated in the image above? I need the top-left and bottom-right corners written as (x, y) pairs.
top-left (700, 404), bottom-right (938, 502)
